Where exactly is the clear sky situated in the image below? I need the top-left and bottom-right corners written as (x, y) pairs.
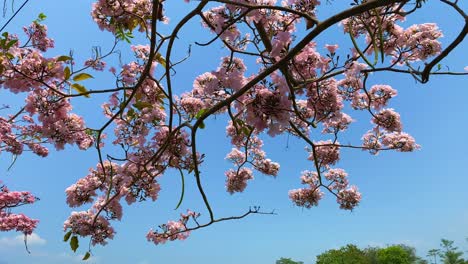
top-left (0, 1), bottom-right (467, 264)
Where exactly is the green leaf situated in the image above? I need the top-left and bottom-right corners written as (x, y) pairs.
top-left (82, 252), bottom-right (91, 261)
top-left (155, 53), bottom-right (166, 68)
top-left (71, 83), bottom-right (91, 98)
top-left (127, 108), bottom-right (136, 119)
top-left (5, 39), bottom-right (18, 49)
top-left (133, 101), bottom-right (153, 111)
top-left (64, 67), bottom-right (71, 80)
top-left (73, 73), bottom-right (94, 82)
top-left (38, 13), bottom-right (47, 21)
top-left (195, 109), bottom-right (207, 119)
top-left (242, 126), bottom-right (250, 136)
top-left (57, 55), bottom-right (72, 62)
top-left (63, 231), bottom-right (72, 242)
top-left (70, 236), bottom-right (79, 252)
top-left (199, 121), bottom-right (205, 129)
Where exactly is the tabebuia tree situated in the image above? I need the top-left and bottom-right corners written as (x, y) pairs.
top-left (0, 0), bottom-right (467, 259)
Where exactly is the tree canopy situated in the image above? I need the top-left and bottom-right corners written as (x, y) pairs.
top-left (0, 0), bottom-right (467, 260)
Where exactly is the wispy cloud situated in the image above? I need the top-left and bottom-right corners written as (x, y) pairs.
top-left (0, 233), bottom-right (46, 247)
top-left (55, 252), bottom-right (100, 264)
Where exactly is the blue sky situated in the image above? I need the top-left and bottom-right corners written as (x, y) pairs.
top-left (0, 1), bottom-right (467, 263)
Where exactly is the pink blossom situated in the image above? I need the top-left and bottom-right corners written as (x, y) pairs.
top-left (225, 168), bottom-right (254, 194)
top-left (381, 132), bottom-right (420, 152)
top-left (289, 188), bottom-right (324, 208)
top-left (85, 58), bottom-right (106, 71)
top-left (325, 44), bottom-right (339, 54)
top-left (362, 130), bottom-right (382, 155)
top-left (368, 85), bottom-right (398, 110)
top-left (131, 45), bottom-right (151, 60)
top-left (337, 186), bottom-right (361, 210)
top-left (23, 22), bottom-right (54, 52)
top-left (270, 31), bottom-right (291, 58)
top-left (147, 210), bottom-right (200, 245)
top-left (300, 170), bottom-right (319, 187)
top-left (180, 96), bottom-right (205, 116)
top-left (91, 0), bottom-right (153, 33)
top-left (322, 112), bottom-right (353, 134)
top-left (325, 168), bottom-right (349, 191)
top-left (372, 108), bottom-right (402, 132)
top-left (64, 211), bottom-right (115, 245)
top-left (0, 212), bottom-right (39, 235)
top-left (306, 79), bottom-right (343, 120)
top-left (193, 72), bottom-right (219, 95)
top-left (0, 183), bottom-right (38, 235)
top-left (226, 148), bottom-right (246, 165)
top-left (202, 6), bottom-right (240, 42)
top-left (254, 158), bottom-right (280, 176)
top-left (245, 85), bottom-right (291, 135)
top-left (308, 140), bottom-right (340, 167)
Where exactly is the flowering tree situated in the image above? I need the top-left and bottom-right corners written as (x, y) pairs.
top-left (0, 0), bottom-right (467, 259)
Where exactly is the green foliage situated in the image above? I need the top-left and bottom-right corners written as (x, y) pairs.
top-left (0, 32), bottom-right (17, 51)
top-left (316, 244), bottom-right (371, 264)
top-left (115, 27), bottom-right (134, 43)
top-left (438, 239), bottom-right (466, 264)
top-left (34, 13), bottom-right (47, 23)
top-left (376, 245), bottom-right (413, 264)
top-left (82, 251), bottom-right (91, 261)
top-left (70, 235), bottom-right (79, 252)
top-left (316, 244), bottom-right (427, 264)
top-left (71, 83), bottom-right (91, 98)
top-left (73, 72), bottom-right (94, 82)
top-left (63, 230), bottom-right (72, 242)
top-left (276, 257), bottom-right (304, 264)
top-left (63, 66), bottom-right (71, 80)
top-left (56, 55), bottom-right (72, 62)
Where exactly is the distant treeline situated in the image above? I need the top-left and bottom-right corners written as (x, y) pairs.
top-left (277, 238), bottom-right (467, 264)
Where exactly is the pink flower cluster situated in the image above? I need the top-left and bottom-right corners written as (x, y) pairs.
top-left (362, 129), bottom-right (420, 154)
top-left (342, 6), bottom-right (442, 62)
top-left (146, 210), bottom-right (200, 245)
top-left (224, 122), bottom-right (280, 193)
top-left (91, 0), bottom-right (154, 33)
top-left (0, 212), bottom-right (39, 235)
top-left (1, 0), bottom-right (448, 248)
top-left (225, 168), bottom-right (254, 194)
top-left (372, 108), bottom-right (402, 132)
top-left (0, 183), bottom-right (38, 235)
top-left (23, 22), bottom-right (54, 52)
top-left (202, 6), bottom-right (241, 43)
top-left (25, 89), bottom-right (94, 150)
top-left (337, 186), bottom-right (361, 210)
top-left (308, 140), bottom-right (340, 167)
top-left (84, 58), bottom-right (106, 71)
top-left (64, 151), bottom-right (167, 244)
top-left (0, 19), bottom-right (95, 157)
top-left (289, 169), bottom-right (361, 210)
top-left (289, 171), bottom-right (323, 208)
top-left (63, 210), bottom-right (115, 245)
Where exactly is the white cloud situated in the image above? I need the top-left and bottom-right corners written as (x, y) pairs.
top-left (56, 252), bottom-right (101, 264)
top-left (0, 233), bottom-right (46, 247)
